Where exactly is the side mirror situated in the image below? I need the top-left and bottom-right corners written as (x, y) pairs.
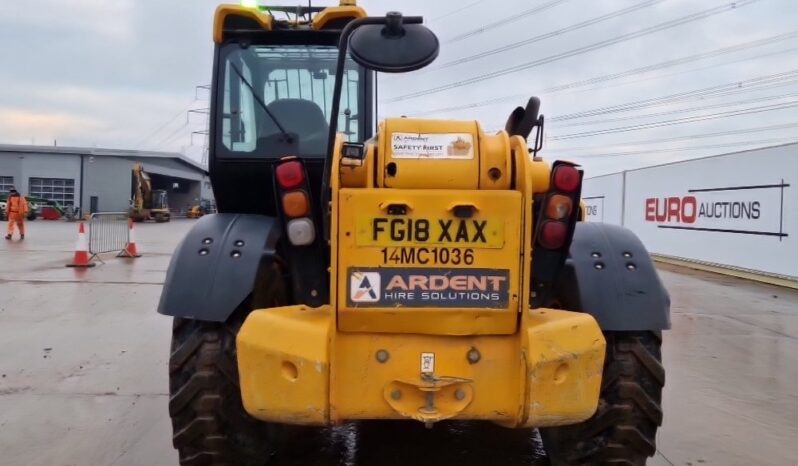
top-left (348, 12), bottom-right (439, 73)
top-left (322, 12), bottom-right (438, 242)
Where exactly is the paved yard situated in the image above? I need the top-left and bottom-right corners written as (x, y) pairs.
top-left (0, 220), bottom-right (795, 465)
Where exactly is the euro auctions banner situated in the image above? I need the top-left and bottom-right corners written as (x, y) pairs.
top-left (642, 184), bottom-right (785, 238)
top-left (621, 143), bottom-right (796, 279)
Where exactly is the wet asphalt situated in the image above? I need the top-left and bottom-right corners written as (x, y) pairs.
top-left (0, 220), bottom-right (796, 466)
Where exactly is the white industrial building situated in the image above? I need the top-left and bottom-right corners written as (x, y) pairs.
top-left (0, 144), bottom-right (212, 215)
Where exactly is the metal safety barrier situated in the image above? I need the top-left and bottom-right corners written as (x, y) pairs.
top-left (88, 212), bottom-right (130, 259)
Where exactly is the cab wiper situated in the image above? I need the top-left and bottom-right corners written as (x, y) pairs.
top-left (229, 62), bottom-right (293, 142)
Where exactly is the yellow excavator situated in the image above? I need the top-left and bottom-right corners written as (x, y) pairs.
top-left (130, 163), bottom-right (170, 222)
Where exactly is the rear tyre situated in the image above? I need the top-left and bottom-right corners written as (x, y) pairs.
top-left (540, 331), bottom-right (664, 466)
top-left (168, 262), bottom-right (288, 466)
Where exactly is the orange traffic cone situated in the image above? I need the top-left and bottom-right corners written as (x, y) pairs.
top-left (118, 218), bottom-right (141, 258)
top-left (66, 222), bottom-right (96, 268)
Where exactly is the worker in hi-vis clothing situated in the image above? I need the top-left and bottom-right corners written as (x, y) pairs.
top-left (5, 188), bottom-right (28, 240)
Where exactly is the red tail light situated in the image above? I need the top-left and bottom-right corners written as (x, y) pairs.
top-left (275, 161), bottom-right (305, 190)
top-left (552, 165), bottom-right (580, 192)
top-left (539, 220), bottom-right (567, 249)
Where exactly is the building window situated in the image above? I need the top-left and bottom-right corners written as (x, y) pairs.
top-left (29, 177), bottom-right (76, 206)
top-left (0, 176), bottom-right (13, 194)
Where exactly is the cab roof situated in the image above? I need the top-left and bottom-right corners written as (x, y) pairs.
top-left (214, 2), bottom-right (366, 43)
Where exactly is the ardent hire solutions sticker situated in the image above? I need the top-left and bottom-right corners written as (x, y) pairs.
top-left (348, 268), bottom-right (509, 308)
top-left (391, 133), bottom-right (475, 159)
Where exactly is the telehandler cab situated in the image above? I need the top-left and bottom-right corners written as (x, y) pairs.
top-left (159, 2), bottom-right (670, 465)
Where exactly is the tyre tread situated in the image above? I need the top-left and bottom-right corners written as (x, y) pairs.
top-left (541, 331), bottom-right (664, 466)
top-left (169, 264), bottom-right (287, 465)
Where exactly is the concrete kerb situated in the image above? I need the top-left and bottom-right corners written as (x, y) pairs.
top-left (653, 254), bottom-right (798, 290)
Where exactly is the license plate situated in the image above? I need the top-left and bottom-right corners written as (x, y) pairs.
top-left (356, 217), bottom-right (504, 248)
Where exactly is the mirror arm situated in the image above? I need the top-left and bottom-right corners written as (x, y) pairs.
top-left (532, 115), bottom-right (545, 156)
top-left (321, 14), bottom-right (424, 243)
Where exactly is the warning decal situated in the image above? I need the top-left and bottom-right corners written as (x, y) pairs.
top-left (346, 268), bottom-right (510, 308)
top-left (390, 133), bottom-right (474, 159)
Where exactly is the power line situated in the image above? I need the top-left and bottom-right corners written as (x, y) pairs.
top-left (560, 45), bottom-right (798, 96)
top-left (151, 121), bottom-right (189, 150)
top-left (429, 0), bottom-right (486, 22)
top-left (553, 90), bottom-right (798, 128)
top-left (550, 69), bottom-right (798, 122)
top-left (133, 98), bottom-right (197, 149)
top-left (545, 121), bottom-right (798, 152)
top-left (483, 81), bottom-right (798, 131)
top-left (548, 100), bottom-right (798, 141)
top-left (426, 0), bottom-right (666, 73)
top-left (445, 0), bottom-right (571, 43)
top-left (480, 70), bottom-right (798, 130)
top-left (407, 31), bottom-right (798, 116)
top-left (563, 137), bottom-right (798, 158)
top-left (552, 79), bottom-right (798, 125)
top-left (480, 66), bottom-right (798, 133)
top-left (384, 0), bottom-right (762, 103)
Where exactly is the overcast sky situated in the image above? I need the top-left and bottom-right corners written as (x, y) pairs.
top-left (1, 0), bottom-right (796, 175)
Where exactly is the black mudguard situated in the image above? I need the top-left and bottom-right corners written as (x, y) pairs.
top-left (158, 213), bottom-right (281, 322)
top-left (557, 222), bottom-right (671, 331)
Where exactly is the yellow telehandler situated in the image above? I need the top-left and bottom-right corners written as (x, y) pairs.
top-left (158, 2), bottom-right (669, 464)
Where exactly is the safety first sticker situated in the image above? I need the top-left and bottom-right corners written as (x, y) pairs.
top-left (390, 132), bottom-right (474, 159)
top-left (348, 268), bottom-right (509, 308)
